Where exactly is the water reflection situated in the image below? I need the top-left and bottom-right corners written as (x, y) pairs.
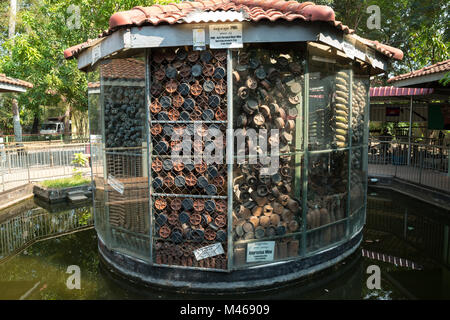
top-left (0, 199), bottom-right (93, 263)
top-left (0, 188), bottom-right (449, 299)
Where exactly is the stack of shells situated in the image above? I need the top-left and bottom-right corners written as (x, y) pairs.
top-left (103, 86), bottom-right (146, 148)
top-left (351, 78), bottom-right (367, 144)
top-left (309, 106), bottom-right (330, 149)
top-left (231, 48), bottom-right (303, 263)
top-left (305, 194), bottom-right (346, 251)
top-left (153, 196), bottom-right (228, 269)
top-left (349, 78), bottom-right (367, 214)
top-left (333, 71), bottom-right (350, 148)
top-left (154, 241), bottom-right (227, 269)
top-left (148, 48), bottom-right (229, 269)
top-left (149, 47), bottom-right (228, 197)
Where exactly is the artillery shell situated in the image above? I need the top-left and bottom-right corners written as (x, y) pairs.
top-left (190, 81), bottom-right (203, 96)
top-left (174, 175), bottom-right (186, 188)
top-left (253, 113), bottom-right (265, 126)
top-left (335, 134), bottom-right (346, 142)
top-left (203, 79), bottom-right (215, 92)
top-left (260, 215), bottom-right (270, 228)
top-left (182, 198), bottom-right (194, 211)
top-left (336, 96), bottom-right (347, 105)
top-left (208, 95), bottom-right (221, 108)
top-left (200, 50), bottom-right (213, 63)
top-left (215, 80), bottom-right (226, 95)
top-left (238, 86), bottom-right (249, 100)
top-left (187, 50), bottom-right (199, 62)
top-left (336, 83), bottom-right (348, 92)
top-left (203, 64), bottom-right (215, 77)
top-left (252, 206), bottom-right (263, 217)
top-left (255, 66), bottom-right (266, 79)
top-left (336, 77), bottom-right (347, 86)
top-left (335, 128), bottom-right (347, 136)
top-left (335, 116), bottom-right (348, 124)
top-left (159, 225), bottom-right (171, 239)
top-left (178, 82), bottom-right (190, 96)
top-left (179, 211), bottom-right (190, 224)
top-left (246, 76), bottom-right (258, 90)
top-left (213, 67), bottom-right (226, 79)
top-left (249, 216), bottom-right (260, 228)
top-left (165, 65), bottom-right (178, 79)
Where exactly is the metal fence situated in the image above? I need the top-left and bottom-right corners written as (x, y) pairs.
top-left (0, 205), bottom-right (93, 263)
top-left (368, 137), bottom-right (450, 193)
top-left (0, 142), bottom-right (91, 192)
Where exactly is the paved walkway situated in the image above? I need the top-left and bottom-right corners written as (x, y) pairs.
top-left (1, 166), bottom-right (91, 193)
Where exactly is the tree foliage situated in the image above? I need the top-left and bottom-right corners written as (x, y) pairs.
top-left (0, 0), bottom-right (177, 132)
top-left (0, 0), bottom-right (447, 133)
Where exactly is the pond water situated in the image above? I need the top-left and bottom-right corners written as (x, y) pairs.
top-left (0, 188), bottom-right (449, 300)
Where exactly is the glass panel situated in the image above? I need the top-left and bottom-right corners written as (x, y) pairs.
top-left (231, 44), bottom-right (306, 268)
top-left (88, 71), bottom-right (107, 241)
top-left (149, 47), bottom-right (229, 270)
top-left (308, 43), bottom-right (351, 151)
top-left (352, 67), bottom-right (369, 146)
top-left (306, 220), bottom-right (346, 253)
top-left (307, 149), bottom-right (349, 251)
top-left (99, 56), bottom-right (150, 261)
top-left (350, 146), bottom-right (366, 215)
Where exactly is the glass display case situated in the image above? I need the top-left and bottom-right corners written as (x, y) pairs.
top-left (76, 0), bottom-right (400, 291)
top-left (88, 42), bottom-right (370, 273)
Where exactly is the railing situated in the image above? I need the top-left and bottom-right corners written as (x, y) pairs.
top-left (1, 134), bottom-right (89, 144)
top-left (368, 137), bottom-right (450, 193)
top-left (0, 141), bottom-right (91, 192)
top-left (0, 205), bottom-right (93, 263)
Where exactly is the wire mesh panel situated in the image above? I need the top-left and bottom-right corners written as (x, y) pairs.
top-left (149, 47), bottom-right (228, 270)
top-left (99, 57), bottom-right (150, 260)
top-left (231, 44), bottom-right (305, 268)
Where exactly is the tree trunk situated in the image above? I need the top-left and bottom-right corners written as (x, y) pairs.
top-left (9, 0), bottom-right (16, 42)
top-left (64, 103), bottom-right (71, 138)
top-left (12, 99), bottom-right (22, 143)
top-left (31, 114), bottom-right (40, 134)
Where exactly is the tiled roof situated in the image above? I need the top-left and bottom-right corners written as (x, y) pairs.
top-left (88, 82), bottom-right (100, 88)
top-left (64, 0), bottom-right (402, 61)
top-left (100, 58), bottom-right (145, 80)
top-left (388, 59), bottom-right (450, 83)
top-left (370, 86), bottom-right (434, 97)
top-left (0, 73), bottom-right (33, 89)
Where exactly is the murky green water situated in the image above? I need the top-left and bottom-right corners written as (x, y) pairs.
top-left (0, 188), bottom-right (449, 300)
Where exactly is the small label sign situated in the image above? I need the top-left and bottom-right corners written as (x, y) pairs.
top-left (92, 44), bottom-right (101, 65)
top-left (193, 28), bottom-right (206, 51)
top-left (209, 24), bottom-right (243, 49)
top-left (246, 241), bottom-right (275, 263)
top-left (193, 243), bottom-right (224, 261)
top-left (90, 134), bottom-right (102, 143)
top-left (108, 175), bottom-right (124, 194)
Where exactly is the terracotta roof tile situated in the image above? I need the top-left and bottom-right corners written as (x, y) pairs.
top-left (370, 86), bottom-right (434, 97)
top-left (64, 0), bottom-right (402, 62)
top-left (388, 59), bottom-right (450, 83)
top-left (0, 73), bottom-right (33, 89)
top-left (100, 58), bottom-right (145, 80)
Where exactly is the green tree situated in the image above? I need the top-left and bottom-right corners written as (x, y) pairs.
top-left (0, 0), bottom-right (177, 135)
